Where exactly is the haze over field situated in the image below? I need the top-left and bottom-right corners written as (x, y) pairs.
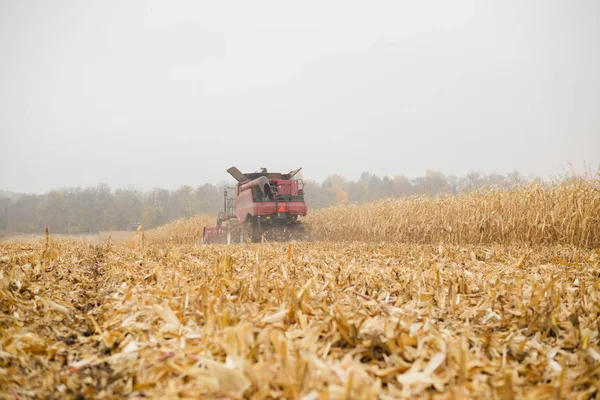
top-left (1, 1), bottom-right (599, 193)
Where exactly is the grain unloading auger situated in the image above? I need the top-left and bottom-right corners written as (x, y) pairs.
top-left (201, 167), bottom-right (308, 244)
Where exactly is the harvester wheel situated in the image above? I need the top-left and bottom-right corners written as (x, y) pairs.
top-left (239, 226), bottom-right (245, 243)
top-left (238, 217), bottom-right (253, 243)
top-left (251, 217), bottom-right (262, 243)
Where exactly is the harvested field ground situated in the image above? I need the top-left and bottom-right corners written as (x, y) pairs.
top-left (1, 239), bottom-right (599, 399)
top-left (0, 231), bottom-right (136, 245)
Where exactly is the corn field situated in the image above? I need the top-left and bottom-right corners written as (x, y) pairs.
top-left (1, 177), bottom-right (600, 399)
top-left (306, 176), bottom-right (600, 248)
top-left (148, 215), bottom-right (215, 246)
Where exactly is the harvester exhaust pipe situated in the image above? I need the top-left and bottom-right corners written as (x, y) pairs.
top-left (240, 176), bottom-right (273, 199)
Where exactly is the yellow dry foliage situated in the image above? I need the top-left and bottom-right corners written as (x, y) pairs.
top-left (307, 176), bottom-right (600, 248)
top-left (2, 176), bottom-right (598, 398)
top-left (147, 215), bottom-right (215, 245)
top-left (1, 240), bottom-right (599, 399)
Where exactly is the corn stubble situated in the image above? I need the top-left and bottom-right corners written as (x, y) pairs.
top-left (1, 178), bottom-right (600, 399)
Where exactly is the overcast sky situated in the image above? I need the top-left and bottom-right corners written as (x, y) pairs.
top-left (1, 1), bottom-right (598, 193)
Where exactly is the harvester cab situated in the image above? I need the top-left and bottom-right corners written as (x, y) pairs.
top-left (201, 166), bottom-right (308, 244)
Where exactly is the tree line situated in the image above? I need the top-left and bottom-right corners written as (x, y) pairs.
top-left (0, 170), bottom-right (534, 234)
top-left (304, 170), bottom-right (530, 209)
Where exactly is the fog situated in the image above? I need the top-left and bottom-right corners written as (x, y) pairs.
top-left (1, 0), bottom-right (598, 193)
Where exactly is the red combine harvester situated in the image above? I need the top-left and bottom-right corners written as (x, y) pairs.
top-left (201, 167), bottom-right (308, 244)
